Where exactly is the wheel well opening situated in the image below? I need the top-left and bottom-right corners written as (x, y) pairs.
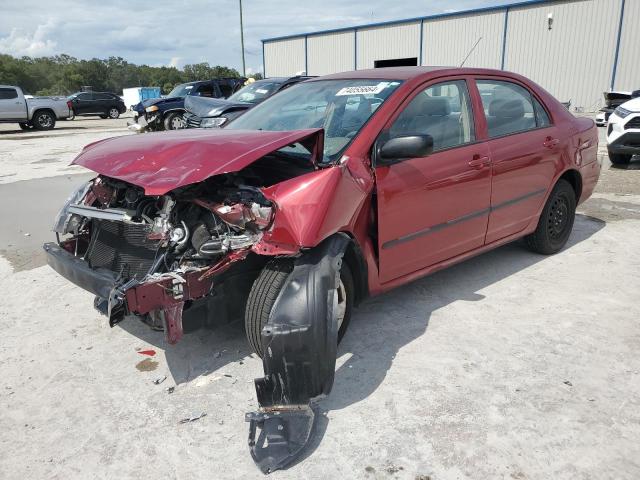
top-left (559, 169), bottom-right (582, 201)
top-left (33, 108), bottom-right (55, 117)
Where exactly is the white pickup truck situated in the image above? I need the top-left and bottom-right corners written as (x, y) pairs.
top-left (0, 85), bottom-right (71, 131)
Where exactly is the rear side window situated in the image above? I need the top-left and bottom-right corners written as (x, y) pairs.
top-left (0, 88), bottom-right (18, 100)
top-left (477, 80), bottom-right (549, 138)
top-left (219, 83), bottom-right (234, 98)
top-left (197, 84), bottom-right (215, 97)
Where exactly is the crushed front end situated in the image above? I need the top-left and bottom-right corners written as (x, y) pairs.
top-left (45, 174), bottom-right (275, 344)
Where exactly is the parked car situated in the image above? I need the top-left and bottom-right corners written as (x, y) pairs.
top-left (129, 78), bottom-right (246, 132)
top-left (44, 67), bottom-right (600, 473)
top-left (596, 90), bottom-right (640, 126)
top-left (67, 91), bottom-right (126, 119)
top-left (183, 76), bottom-right (313, 129)
top-left (0, 85), bottom-right (71, 130)
top-left (606, 96), bottom-right (640, 164)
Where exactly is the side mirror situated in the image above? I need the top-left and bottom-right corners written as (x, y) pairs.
top-left (379, 135), bottom-right (434, 165)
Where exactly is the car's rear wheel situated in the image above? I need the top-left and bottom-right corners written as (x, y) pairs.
top-left (18, 122), bottom-right (32, 130)
top-left (608, 149), bottom-right (632, 165)
top-left (164, 112), bottom-right (184, 130)
top-left (108, 107), bottom-right (120, 119)
top-left (32, 111), bottom-right (55, 130)
top-left (525, 179), bottom-right (576, 255)
top-left (245, 258), bottom-right (354, 358)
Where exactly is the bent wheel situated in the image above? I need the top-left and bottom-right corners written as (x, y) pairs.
top-left (245, 258), bottom-right (353, 358)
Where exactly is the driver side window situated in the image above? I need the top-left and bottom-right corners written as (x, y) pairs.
top-left (389, 80), bottom-right (475, 152)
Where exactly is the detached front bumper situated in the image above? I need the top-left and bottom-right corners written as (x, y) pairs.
top-left (127, 112), bottom-right (158, 133)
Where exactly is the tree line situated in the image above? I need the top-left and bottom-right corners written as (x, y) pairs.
top-left (0, 53), bottom-right (260, 96)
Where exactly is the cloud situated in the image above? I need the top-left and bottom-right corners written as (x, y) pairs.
top-left (169, 56), bottom-right (182, 68)
top-left (0, 20), bottom-right (58, 56)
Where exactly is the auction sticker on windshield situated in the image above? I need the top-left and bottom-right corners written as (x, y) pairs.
top-left (336, 82), bottom-right (390, 96)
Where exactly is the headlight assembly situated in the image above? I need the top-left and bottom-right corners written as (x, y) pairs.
top-left (145, 105), bottom-right (159, 113)
top-left (200, 117), bottom-right (227, 128)
top-left (613, 106), bottom-right (632, 118)
top-left (52, 180), bottom-right (92, 234)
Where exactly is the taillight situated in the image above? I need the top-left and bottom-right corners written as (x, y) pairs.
top-left (67, 100), bottom-right (73, 109)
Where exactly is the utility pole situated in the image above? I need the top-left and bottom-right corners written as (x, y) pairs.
top-left (239, 0), bottom-right (246, 77)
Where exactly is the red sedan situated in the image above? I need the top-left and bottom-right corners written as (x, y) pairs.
top-left (45, 67), bottom-right (600, 473)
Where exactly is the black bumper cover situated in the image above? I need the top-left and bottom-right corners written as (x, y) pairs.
top-left (43, 242), bottom-right (117, 299)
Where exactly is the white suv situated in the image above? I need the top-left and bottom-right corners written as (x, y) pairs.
top-left (607, 97), bottom-right (640, 165)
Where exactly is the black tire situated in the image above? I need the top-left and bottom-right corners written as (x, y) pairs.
top-left (107, 107), bottom-right (120, 119)
top-left (18, 122), bottom-right (31, 130)
top-left (245, 258), bottom-right (354, 357)
top-left (524, 179), bottom-right (576, 255)
top-left (32, 111), bottom-right (55, 130)
top-left (99, 115), bottom-right (108, 119)
top-left (164, 112), bottom-right (184, 130)
top-left (608, 149), bottom-right (632, 165)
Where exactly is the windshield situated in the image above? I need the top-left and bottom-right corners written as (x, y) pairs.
top-left (228, 81), bottom-right (281, 104)
top-left (167, 83), bottom-right (195, 98)
top-left (227, 79), bottom-right (402, 162)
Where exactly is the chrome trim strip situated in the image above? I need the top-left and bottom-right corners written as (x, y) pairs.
top-left (68, 204), bottom-right (132, 222)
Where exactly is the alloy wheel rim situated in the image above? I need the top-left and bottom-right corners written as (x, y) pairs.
top-left (109, 108), bottom-right (119, 118)
top-left (38, 114), bottom-right (52, 127)
top-left (171, 116), bottom-right (184, 129)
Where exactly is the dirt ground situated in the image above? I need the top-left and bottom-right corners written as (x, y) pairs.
top-left (0, 119), bottom-right (639, 480)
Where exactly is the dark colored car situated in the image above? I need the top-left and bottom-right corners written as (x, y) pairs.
top-left (67, 91), bottom-right (126, 119)
top-left (129, 78), bottom-right (245, 132)
top-left (45, 67), bottom-right (600, 473)
top-left (183, 76), bottom-right (313, 129)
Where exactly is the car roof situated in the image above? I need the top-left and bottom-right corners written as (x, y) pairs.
top-left (313, 66), bottom-right (520, 81)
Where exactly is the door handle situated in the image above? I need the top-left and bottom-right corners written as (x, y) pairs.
top-left (543, 137), bottom-right (560, 148)
top-left (468, 155), bottom-right (490, 169)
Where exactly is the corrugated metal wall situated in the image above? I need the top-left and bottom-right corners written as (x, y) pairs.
top-left (504, 0), bottom-right (622, 110)
top-left (263, 0), bottom-right (635, 111)
top-left (307, 31), bottom-right (354, 76)
top-left (613, 0), bottom-right (640, 92)
top-left (263, 38), bottom-right (306, 77)
top-left (356, 22), bottom-right (421, 69)
top-left (422, 11), bottom-right (505, 69)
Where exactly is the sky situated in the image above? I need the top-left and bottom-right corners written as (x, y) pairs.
top-left (0, 0), bottom-right (510, 75)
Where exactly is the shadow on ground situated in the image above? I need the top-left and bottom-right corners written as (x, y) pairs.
top-left (118, 213), bottom-right (605, 463)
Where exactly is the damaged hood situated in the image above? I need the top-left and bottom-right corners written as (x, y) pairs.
top-left (185, 95), bottom-right (251, 118)
top-left (73, 128), bottom-right (322, 195)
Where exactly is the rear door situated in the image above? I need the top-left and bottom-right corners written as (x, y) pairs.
top-left (475, 79), bottom-right (560, 244)
top-left (375, 78), bottom-right (492, 283)
top-left (0, 87), bottom-right (25, 120)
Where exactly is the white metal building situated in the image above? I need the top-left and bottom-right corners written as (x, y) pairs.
top-left (262, 0), bottom-right (639, 111)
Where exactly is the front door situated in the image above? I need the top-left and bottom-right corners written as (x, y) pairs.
top-left (375, 79), bottom-right (492, 283)
top-left (73, 92), bottom-right (95, 114)
top-left (475, 79), bottom-right (561, 244)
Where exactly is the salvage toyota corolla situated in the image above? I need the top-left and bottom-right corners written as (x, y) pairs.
top-left (45, 67), bottom-right (600, 473)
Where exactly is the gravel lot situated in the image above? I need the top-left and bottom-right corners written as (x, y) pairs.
top-left (0, 119), bottom-right (639, 480)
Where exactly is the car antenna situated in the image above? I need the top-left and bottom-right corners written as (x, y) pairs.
top-left (459, 37), bottom-right (483, 67)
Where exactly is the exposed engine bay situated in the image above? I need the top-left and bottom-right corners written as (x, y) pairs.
top-left (50, 149), bottom-right (316, 341)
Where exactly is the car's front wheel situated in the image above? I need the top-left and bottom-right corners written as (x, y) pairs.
top-left (164, 112), bottom-right (184, 130)
top-left (608, 149), bottom-right (632, 165)
top-left (525, 179), bottom-right (576, 255)
top-left (245, 258), bottom-right (354, 358)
